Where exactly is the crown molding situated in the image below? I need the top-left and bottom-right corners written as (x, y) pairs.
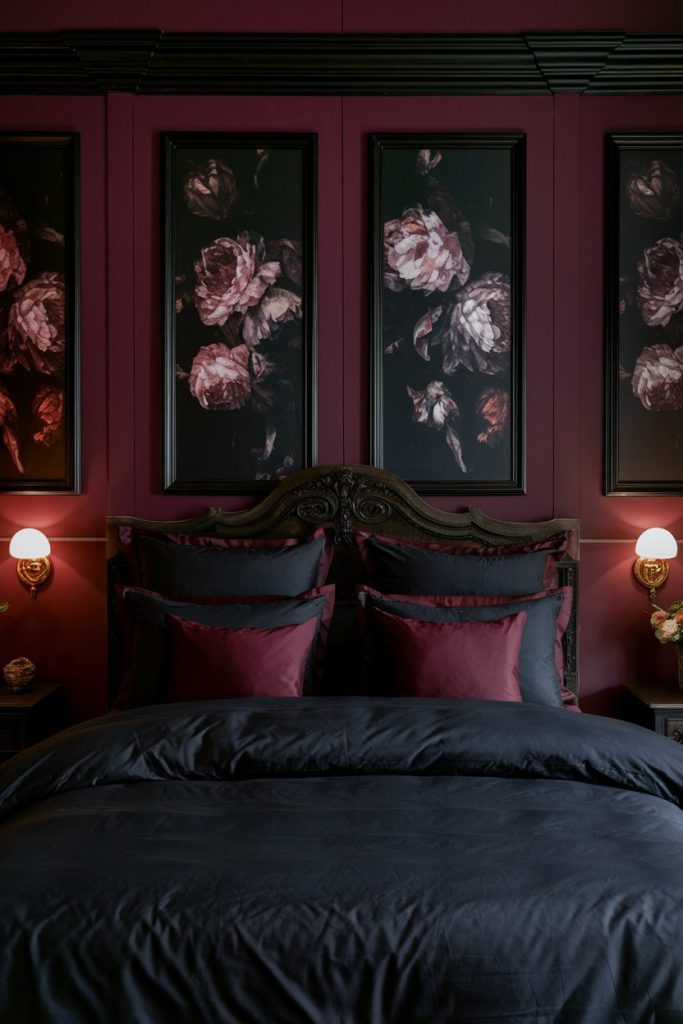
top-left (0, 30), bottom-right (682, 95)
top-left (522, 31), bottom-right (625, 93)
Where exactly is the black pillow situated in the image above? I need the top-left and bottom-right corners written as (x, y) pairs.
top-left (362, 536), bottom-right (556, 597)
top-left (136, 533), bottom-right (329, 598)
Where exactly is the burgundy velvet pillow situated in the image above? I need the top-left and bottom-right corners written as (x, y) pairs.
top-left (369, 607), bottom-right (526, 701)
top-left (164, 613), bottom-right (320, 701)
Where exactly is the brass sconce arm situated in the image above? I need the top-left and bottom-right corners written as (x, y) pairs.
top-left (634, 527), bottom-right (678, 604)
top-left (16, 557), bottom-right (51, 600)
top-left (633, 556), bottom-right (669, 603)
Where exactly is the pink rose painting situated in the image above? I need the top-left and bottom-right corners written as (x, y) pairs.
top-left (5, 272), bottom-right (65, 375)
top-left (189, 344), bottom-right (252, 411)
top-left (636, 236), bottom-right (683, 328)
top-left (631, 344), bottom-right (683, 411)
top-left (384, 206), bottom-right (470, 295)
top-left (374, 135), bottom-right (522, 491)
top-left (0, 224), bottom-right (27, 294)
top-left (0, 134), bottom-right (77, 491)
top-left (608, 136), bottom-right (683, 493)
top-left (165, 135), bottom-right (314, 490)
top-left (443, 272), bottom-right (511, 376)
top-left (194, 233), bottom-right (281, 327)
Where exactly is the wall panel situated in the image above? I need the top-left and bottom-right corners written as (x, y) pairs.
top-left (576, 95), bottom-right (683, 704)
top-left (0, 0), bottom-right (341, 32)
top-left (343, 0), bottom-right (683, 33)
top-left (0, 96), bottom-right (107, 537)
top-left (341, 95), bottom-right (555, 521)
top-left (0, 97), bottom-right (108, 711)
top-left (129, 95), bottom-right (344, 521)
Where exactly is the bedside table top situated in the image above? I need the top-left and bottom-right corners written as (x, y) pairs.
top-left (0, 682), bottom-right (62, 709)
top-left (623, 680), bottom-right (683, 708)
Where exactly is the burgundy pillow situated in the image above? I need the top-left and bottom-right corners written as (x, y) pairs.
top-left (164, 613), bottom-right (320, 701)
top-left (113, 584), bottom-right (335, 709)
top-left (119, 525), bottom-right (334, 590)
top-left (560, 686), bottom-right (581, 711)
top-left (369, 606), bottom-right (526, 700)
top-left (358, 585), bottom-right (574, 709)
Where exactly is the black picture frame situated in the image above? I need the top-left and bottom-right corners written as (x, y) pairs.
top-left (162, 132), bottom-right (317, 494)
top-left (369, 133), bottom-right (525, 496)
top-left (0, 132), bottom-right (80, 494)
top-left (605, 134), bottom-right (683, 495)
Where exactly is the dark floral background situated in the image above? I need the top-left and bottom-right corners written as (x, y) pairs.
top-left (616, 146), bottom-right (683, 485)
top-left (376, 142), bottom-right (517, 485)
top-left (169, 141), bottom-right (310, 488)
top-left (0, 140), bottom-right (70, 488)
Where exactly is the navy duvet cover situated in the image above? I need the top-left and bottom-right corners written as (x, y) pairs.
top-left (1, 697), bottom-right (683, 1024)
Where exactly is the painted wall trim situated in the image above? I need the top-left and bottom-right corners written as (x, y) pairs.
top-left (1, 31), bottom-right (682, 95)
top-left (0, 537), bottom-right (106, 542)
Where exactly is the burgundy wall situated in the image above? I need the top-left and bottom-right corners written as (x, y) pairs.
top-left (3, 0), bottom-right (683, 32)
top-left (1, 1), bottom-right (683, 721)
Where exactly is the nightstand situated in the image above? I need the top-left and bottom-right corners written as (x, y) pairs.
top-left (0, 683), bottom-right (64, 761)
top-left (623, 681), bottom-right (683, 744)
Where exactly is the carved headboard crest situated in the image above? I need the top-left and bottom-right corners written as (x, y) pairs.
top-left (292, 468), bottom-right (396, 543)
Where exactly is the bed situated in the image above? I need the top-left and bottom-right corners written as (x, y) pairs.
top-left (1, 464), bottom-right (683, 1024)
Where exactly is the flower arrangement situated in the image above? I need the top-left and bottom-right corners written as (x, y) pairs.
top-left (650, 601), bottom-right (683, 643)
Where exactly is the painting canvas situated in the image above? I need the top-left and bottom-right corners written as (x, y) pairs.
top-left (163, 133), bottom-right (317, 494)
top-left (370, 134), bottom-right (525, 495)
top-left (0, 133), bottom-right (79, 493)
top-left (606, 134), bottom-right (683, 494)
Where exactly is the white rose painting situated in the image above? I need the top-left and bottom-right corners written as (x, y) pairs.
top-left (371, 134), bottom-right (524, 493)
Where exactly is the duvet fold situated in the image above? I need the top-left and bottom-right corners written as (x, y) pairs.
top-left (2, 696), bottom-right (683, 812)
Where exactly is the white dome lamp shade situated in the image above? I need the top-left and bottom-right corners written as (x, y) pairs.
top-left (634, 527), bottom-right (678, 602)
top-left (9, 528), bottom-right (51, 599)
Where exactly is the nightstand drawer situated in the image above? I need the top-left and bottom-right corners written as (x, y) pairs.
top-left (664, 718), bottom-right (683, 744)
top-left (0, 713), bottom-right (25, 752)
top-left (624, 682), bottom-right (683, 742)
top-left (0, 684), bottom-right (64, 760)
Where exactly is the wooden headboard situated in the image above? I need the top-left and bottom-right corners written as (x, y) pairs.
top-left (106, 464), bottom-right (580, 703)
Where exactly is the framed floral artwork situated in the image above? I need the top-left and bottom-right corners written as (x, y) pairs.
top-left (369, 133), bottom-right (525, 495)
top-left (606, 134), bottom-right (683, 495)
top-left (162, 133), bottom-right (317, 494)
top-left (0, 133), bottom-right (80, 493)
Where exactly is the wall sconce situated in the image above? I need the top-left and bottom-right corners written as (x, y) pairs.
top-left (634, 527), bottom-right (678, 602)
top-left (9, 528), bottom-right (51, 599)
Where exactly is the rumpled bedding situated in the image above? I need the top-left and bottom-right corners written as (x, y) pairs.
top-left (1, 697), bottom-right (683, 1024)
